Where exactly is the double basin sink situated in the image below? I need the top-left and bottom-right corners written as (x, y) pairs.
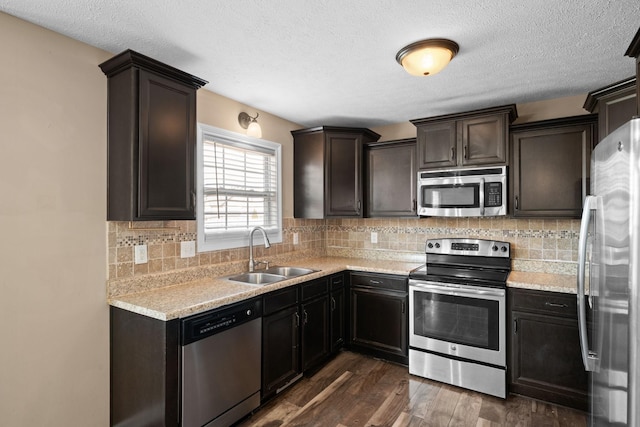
top-left (227, 266), bottom-right (317, 285)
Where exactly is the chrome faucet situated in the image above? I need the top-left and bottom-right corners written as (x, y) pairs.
top-left (248, 226), bottom-right (271, 272)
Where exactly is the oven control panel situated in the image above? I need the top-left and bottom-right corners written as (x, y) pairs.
top-left (426, 238), bottom-right (510, 258)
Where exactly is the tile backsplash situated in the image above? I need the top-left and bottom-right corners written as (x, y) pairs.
top-left (108, 216), bottom-right (579, 284)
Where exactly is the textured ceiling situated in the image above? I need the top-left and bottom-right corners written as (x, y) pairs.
top-left (2, 0), bottom-right (639, 128)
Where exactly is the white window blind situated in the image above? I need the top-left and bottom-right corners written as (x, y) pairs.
top-left (197, 124), bottom-right (282, 251)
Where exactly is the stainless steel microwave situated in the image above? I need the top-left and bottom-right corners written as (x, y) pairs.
top-left (417, 166), bottom-right (507, 217)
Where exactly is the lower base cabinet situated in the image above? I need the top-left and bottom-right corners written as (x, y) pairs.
top-left (508, 288), bottom-right (588, 410)
top-left (262, 272), bottom-right (345, 401)
top-left (348, 272), bottom-right (408, 365)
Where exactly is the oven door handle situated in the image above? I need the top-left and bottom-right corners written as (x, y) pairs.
top-left (410, 282), bottom-right (504, 298)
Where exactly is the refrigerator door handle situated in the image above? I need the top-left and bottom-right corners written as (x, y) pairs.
top-left (577, 195), bottom-right (598, 372)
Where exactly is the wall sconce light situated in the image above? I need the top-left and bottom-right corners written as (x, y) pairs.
top-left (238, 112), bottom-right (262, 138)
top-left (396, 38), bottom-right (459, 76)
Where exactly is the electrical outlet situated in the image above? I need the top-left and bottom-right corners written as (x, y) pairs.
top-left (181, 241), bottom-right (196, 258)
top-left (134, 244), bottom-right (148, 264)
top-left (293, 232), bottom-right (299, 245)
top-left (371, 232), bottom-right (378, 244)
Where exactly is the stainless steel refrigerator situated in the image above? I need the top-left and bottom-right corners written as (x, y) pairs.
top-left (578, 117), bottom-right (640, 426)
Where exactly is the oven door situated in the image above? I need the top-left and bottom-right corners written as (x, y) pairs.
top-left (409, 280), bottom-right (506, 367)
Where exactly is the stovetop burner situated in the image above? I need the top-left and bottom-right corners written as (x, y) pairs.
top-left (409, 238), bottom-right (511, 288)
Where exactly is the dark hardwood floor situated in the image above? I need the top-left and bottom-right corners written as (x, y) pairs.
top-left (238, 351), bottom-right (587, 427)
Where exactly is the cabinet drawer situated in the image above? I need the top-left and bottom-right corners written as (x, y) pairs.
top-left (509, 288), bottom-right (577, 317)
top-left (350, 272), bottom-right (407, 293)
top-left (330, 272), bottom-right (346, 290)
top-left (263, 287), bottom-right (299, 315)
top-left (301, 278), bottom-right (329, 301)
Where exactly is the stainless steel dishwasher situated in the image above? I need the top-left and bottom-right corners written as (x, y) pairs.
top-left (181, 298), bottom-right (262, 427)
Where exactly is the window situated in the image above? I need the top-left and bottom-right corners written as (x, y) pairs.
top-left (197, 124), bottom-right (282, 252)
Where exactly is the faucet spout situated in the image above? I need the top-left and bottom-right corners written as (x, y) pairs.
top-left (249, 226), bottom-right (271, 272)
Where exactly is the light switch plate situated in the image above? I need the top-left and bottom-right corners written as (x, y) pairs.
top-left (181, 241), bottom-right (196, 258)
top-left (371, 232), bottom-right (378, 244)
top-left (134, 244), bottom-right (148, 264)
top-left (293, 232), bottom-right (299, 245)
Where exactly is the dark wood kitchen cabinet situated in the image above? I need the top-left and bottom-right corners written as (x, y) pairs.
top-left (292, 126), bottom-right (380, 218)
top-left (99, 49), bottom-right (207, 221)
top-left (510, 115), bottom-right (596, 218)
top-left (584, 77), bottom-right (637, 141)
top-left (110, 306), bottom-right (180, 427)
top-left (329, 272), bottom-right (346, 352)
top-left (364, 138), bottom-right (417, 217)
top-left (411, 105), bottom-right (517, 170)
top-left (348, 272), bottom-right (408, 365)
top-left (262, 286), bottom-right (301, 400)
top-left (262, 273), bottom-right (345, 401)
top-left (626, 27), bottom-right (640, 113)
top-left (508, 288), bottom-right (588, 411)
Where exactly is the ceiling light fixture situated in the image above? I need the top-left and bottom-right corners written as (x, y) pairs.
top-left (238, 112), bottom-right (262, 138)
top-left (396, 38), bottom-right (459, 76)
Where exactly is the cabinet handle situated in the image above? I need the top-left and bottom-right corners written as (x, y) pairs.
top-left (545, 302), bottom-right (569, 308)
top-left (450, 147), bottom-right (455, 161)
top-left (515, 196), bottom-right (519, 210)
top-left (331, 297), bottom-right (336, 311)
top-left (413, 199), bottom-right (417, 212)
top-left (191, 191), bottom-right (196, 210)
top-left (294, 312), bottom-right (300, 327)
top-left (463, 145), bottom-right (468, 159)
top-left (303, 310), bottom-right (308, 325)
top-left (369, 280), bottom-right (381, 285)
top-left (513, 319), bottom-right (518, 334)
top-left (402, 301), bottom-right (406, 314)
top-left (357, 200), bottom-right (362, 213)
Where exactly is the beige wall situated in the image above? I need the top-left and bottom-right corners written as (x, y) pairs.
top-left (0, 12), bottom-right (110, 426)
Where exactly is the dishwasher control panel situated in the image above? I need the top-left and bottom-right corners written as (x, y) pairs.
top-left (181, 298), bottom-right (262, 345)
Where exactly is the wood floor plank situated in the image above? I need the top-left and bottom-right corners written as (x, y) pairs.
top-left (420, 385), bottom-right (461, 427)
top-left (449, 390), bottom-right (483, 426)
top-left (364, 378), bottom-right (410, 426)
top-left (239, 351), bottom-right (588, 427)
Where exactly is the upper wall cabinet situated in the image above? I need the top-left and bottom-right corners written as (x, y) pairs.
top-left (583, 77), bottom-right (637, 142)
top-left (364, 139), bottom-right (417, 217)
top-left (411, 105), bottom-right (517, 170)
top-left (292, 126), bottom-right (380, 219)
top-left (625, 27), bottom-right (640, 113)
top-left (100, 50), bottom-right (208, 221)
top-left (510, 115), bottom-right (597, 218)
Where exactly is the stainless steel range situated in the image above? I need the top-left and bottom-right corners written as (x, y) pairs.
top-left (408, 238), bottom-right (511, 398)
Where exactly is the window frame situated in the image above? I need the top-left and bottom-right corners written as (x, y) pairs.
top-left (196, 123), bottom-right (282, 252)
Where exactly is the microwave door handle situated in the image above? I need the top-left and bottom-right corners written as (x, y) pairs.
top-left (479, 178), bottom-right (485, 216)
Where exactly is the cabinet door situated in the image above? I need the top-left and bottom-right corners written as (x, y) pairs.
top-left (262, 306), bottom-right (300, 398)
top-left (330, 287), bottom-right (345, 352)
top-left (138, 69), bottom-right (196, 219)
top-left (350, 287), bottom-right (407, 357)
top-left (460, 114), bottom-right (507, 166)
top-left (301, 296), bottom-right (330, 371)
top-left (325, 132), bottom-right (363, 217)
top-left (416, 121), bottom-right (457, 169)
top-left (511, 121), bottom-right (593, 218)
top-left (597, 87), bottom-right (637, 140)
top-left (510, 311), bottom-right (588, 410)
top-left (365, 140), bottom-right (417, 217)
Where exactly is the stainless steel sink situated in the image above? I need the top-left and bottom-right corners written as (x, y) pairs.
top-left (226, 266), bottom-right (317, 285)
top-left (227, 272), bottom-right (287, 285)
top-left (263, 266), bottom-right (316, 277)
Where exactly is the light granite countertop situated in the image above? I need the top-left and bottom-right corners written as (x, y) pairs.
top-left (108, 256), bottom-right (580, 321)
top-left (507, 270), bottom-right (578, 294)
top-left (108, 257), bottom-right (421, 321)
